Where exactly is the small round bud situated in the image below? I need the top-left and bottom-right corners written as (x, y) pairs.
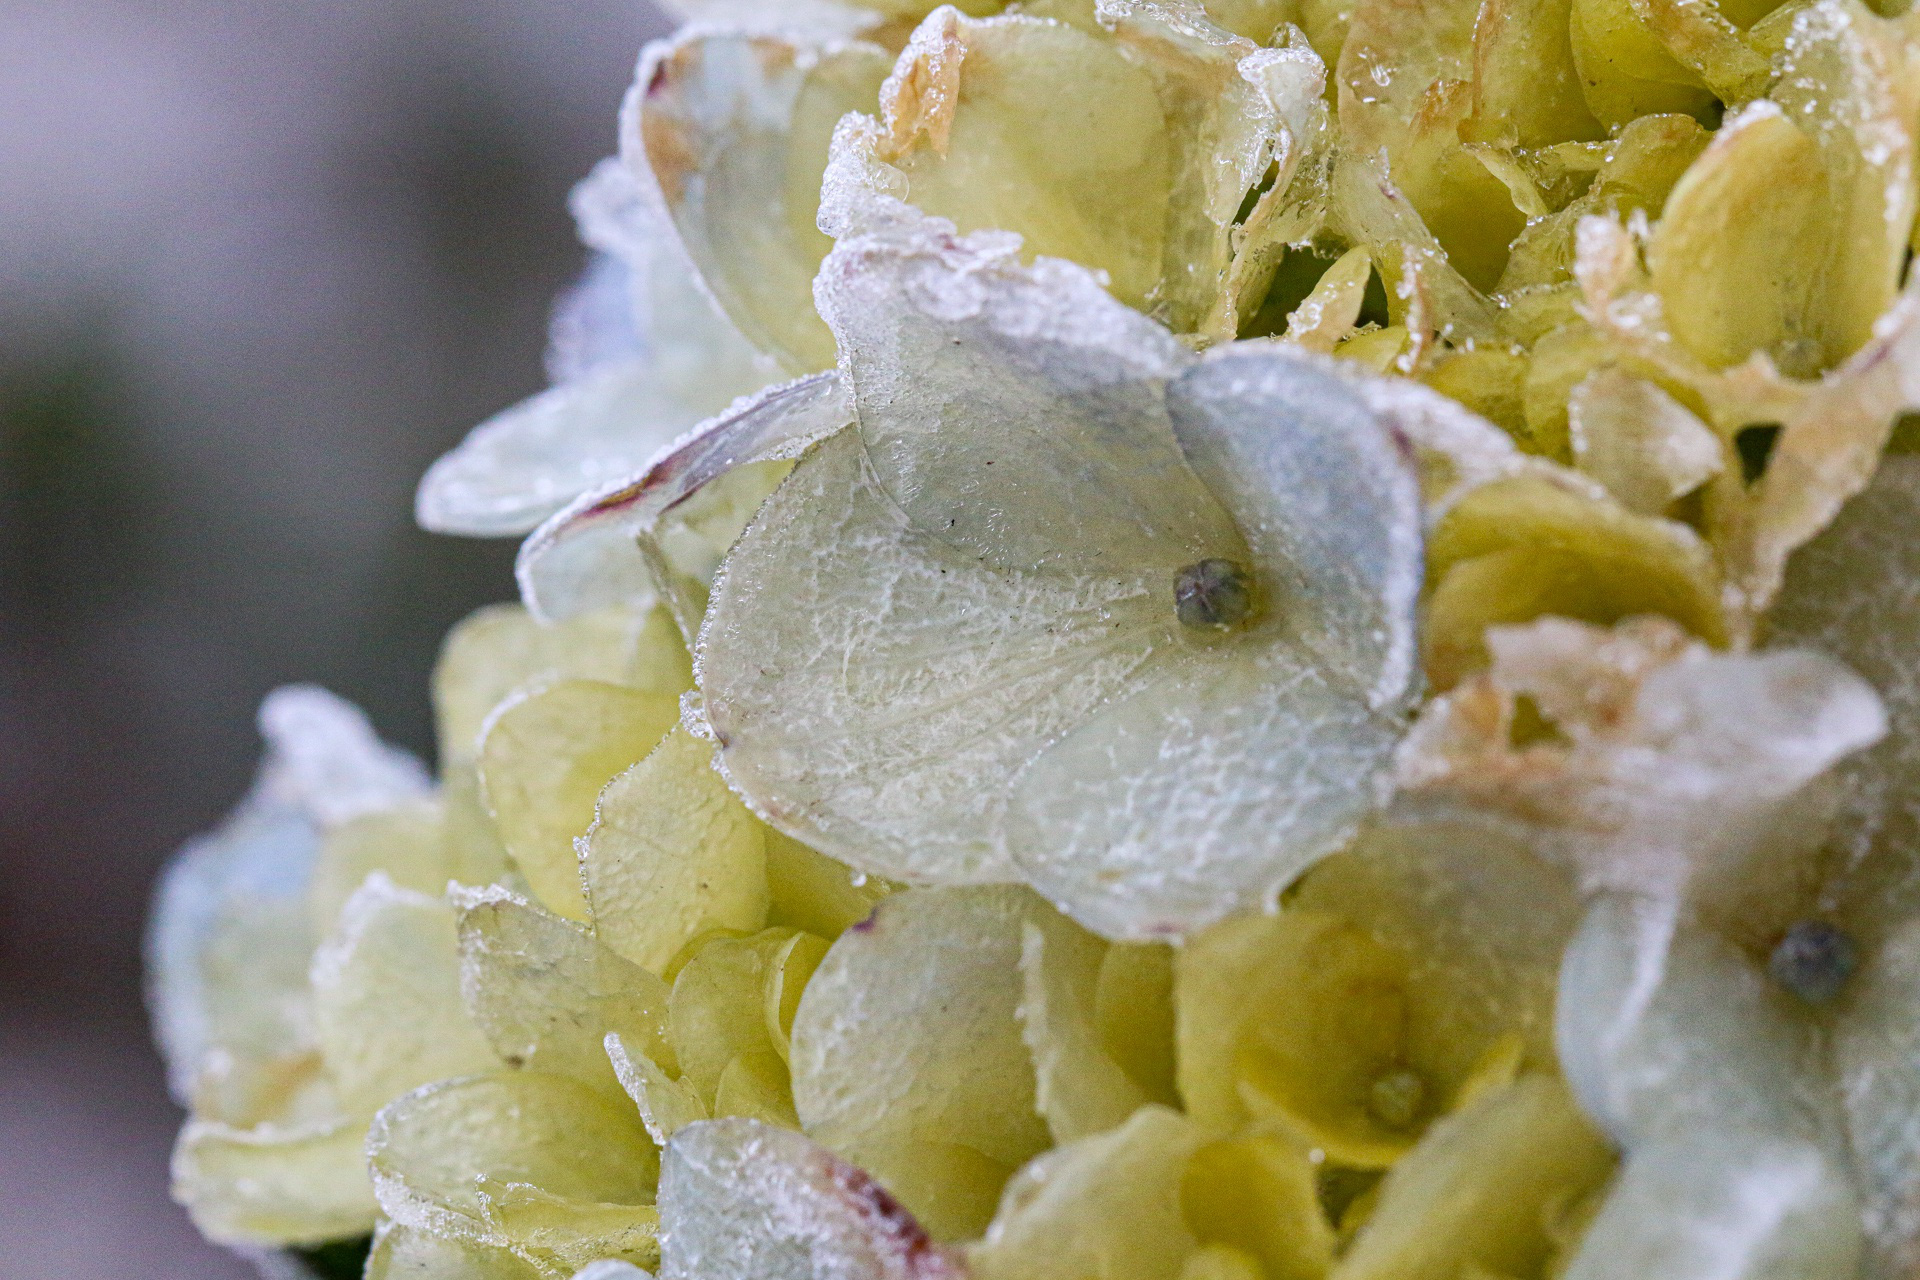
top-left (1174, 558), bottom-right (1256, 632)
top-left (1768, 919), bottom-right (1858, 1004)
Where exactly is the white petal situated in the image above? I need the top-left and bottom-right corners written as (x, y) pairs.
top-left (1833, 912), bottom-right (1920, 1277)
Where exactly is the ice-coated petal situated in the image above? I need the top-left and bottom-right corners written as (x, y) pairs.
top-left (517, 373), bottom-right (852, 630)
top-left (365, 1221), bottom-right (543, 1280)
top-left (148, 686), bottom-right (430, 1119)
top-left (368, 1071), bottom-right (658, 1244)
top-left (433, 602), bottom-right (691, 770)
top-left (609, 1032), bottom-right (710, 1149)
top-left (477, 679), bottom-right (683, 920)
top-left (815, 223), bottom-right (1234, 577)
top-left (308, 800), bottom-right (478, 937)
top-left (1397, 617), bottom-right (1886, 933)
top-left (1833, 912), bottom-right (1920, 1276)
top-left (418, 160), bottom-right (773, 537)
top-left (581, 726), bottom-right (770, 975)
top-left (629, 31), bottom-right (892, 374)
top-left (310, 875), bottom-right (499, 1117)
top-left (790, 887), bottom-right (1066, 1239)
top-left (1560, 1128), bottom-right (1863, 1280)
top-left (657, 1117), bottom-right (968, 1280)
top-left (701, 427), bottom-right (1172, 886)
top-left (454, 886), bottom-right (674, 1098)
top-left (1567, 369), bottom-right (1722, 515)
top-left (170, 1115), bottom-right (377, 1246)
top-left (1555, 894), bottom-right (1834, 1152)
top-left (1018, 920), bottom-right (1147, 1144)
top-left (967, 1105), bottom-right (1207, 1280)
top-left (1333, 1077), bottom-right (1616, 1280)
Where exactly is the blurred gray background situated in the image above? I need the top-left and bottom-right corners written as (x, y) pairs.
top-left (0, 1), bottom-right (671, 1273)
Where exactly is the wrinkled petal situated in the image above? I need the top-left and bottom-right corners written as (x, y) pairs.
top-left (657, 1117), bottom-right (967, 1280)
top-left (609, 1032), bottom-right (710, 1149)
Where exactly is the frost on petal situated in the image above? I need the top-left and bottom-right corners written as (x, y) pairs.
top-left (147, 686), bottom-right (428, 1120)
top-left (814, 225), bottom-right (1234, 576)
top-left (417, 160), bottom-right (771, 537)
top-left (365, 1221), bottom-right (542, 1280)
top-left (1396, 617), bottom-right (1886, 935)
top-left (310, 876), bottom-right (499, 1118)
top-left (1560, 1129), bottom-right (1863, 1280)
top-left (1334, 1077), bottom-right (1616, 1280)
top-left (368, 1072), bottom-right (658, 1245)
top-left (454, 886), bottom-right (674, 1098)
top-left (1018, 921), bottom-right (1147, 1144)
top-left (831, 11), bottom-right (1173, 314)
top-left (1555, 895), bottom-right (1834, 1153)
top-left (1770, 456), bottom-right (1920, 944)
top-left (171, 1116), bottom-right (377, 1247)
top-left (657, 1118), bottom-right (968, 1280)
top-left (967, 1105), bottom-right (1207, 1280)
top-left (476, 680), bottom-right (683, 921)
top-left (790, 887), bottom-right (1067, 1239)
top-left (582, 726), bottom-right (771, 975)
top-left (609, 1032), bottom-right (709, 1149)
top-left (516, 372), bottom-right (851, 632)
top-left (630, 32), bottom-right (892, 375)
top-left (1833, 913), bottom-right (1920, 1277)
top-left (1005, 347), bottom-right (1422, 938)
top-left (700, 428), bottom-right (1172, 886)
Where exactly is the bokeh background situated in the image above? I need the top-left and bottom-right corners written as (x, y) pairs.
top-left (0, 2), bottom-right (671, 1273)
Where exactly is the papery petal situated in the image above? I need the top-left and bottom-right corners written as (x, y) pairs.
top-left (629, 32), bottom-right (893, 375)
top-left (657, 1118), bottom-right (968, 1280)
top-left (417, 161), bottom-right (771, 537)
top-left (790, 887), bottom-right (1065, 1238)
top-left (516, 372), bottom-right (851, 630)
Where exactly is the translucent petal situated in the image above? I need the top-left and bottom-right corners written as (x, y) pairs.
top-left (481, 1183), bottom-right (661, 1276)
top-left (714, 1051), bottom-right (803, 1128)
top-left (432, 602), bottom-right (690, 770)
top-left (968, 1105), bottom-right (1206, 1280)
top-left (790, 887), bottom-right (1061, 1239)
top-left (1567, 369), bottom-right (1723, 515)
top-left (310, 876), bottom-right (499, 1117)
top-left (1333, 1077), bottom-right (1616, 1280)
top-left (366, 1221), bottom-right (543, 1280)
top-left (1560, 1129), bottom-right (1862, 1280)
top-left (1397, 616), bottom-right (1886, 929)
top-left (631, 32), bottom-right (892, 374)
top-left (171, 1115), bottom-right (377, 1247)
top-left (1093, 943), bottom-right (1180, 1106)
top-left (1018, 920), bottom-right (1147, 1143)
top-left (368, 1071), bottom-right (658, 1243)
top-left (657, 1117), bottom-right (968, 1280)
top-left (1180, 1134), bottom-right (1335, 1280)
top-left (668, 929), bottom-right (797, 1108)
top-left (477, 679), bottom-right (683, 920)
top-left (764, 929), bottom-right (832, 1067)
top-left (608, 1032), bottom-right (710, 1149)
top-left (416, 161), bottom-right (770, 537)
top-left (765, 831), bottom-right (896, 941)
top-left (1831, 912), bottom-right (1920, 1275)
top-left (814, 220), bottom-right (1234, 577)
top-left (839, 11), bottom-right (1172, 313)
top-left (516, 373), bottom-right (851, 630)
top-left (701, 427), bottom-right (1172, 886)
top-left (454, 886), bottom-right (674, 1098)
top-left (1554, 895), bottom-right (1834, 1152)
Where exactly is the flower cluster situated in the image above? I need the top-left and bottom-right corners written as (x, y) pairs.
top-left (151, 0), bottom-right (1920, 1278)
